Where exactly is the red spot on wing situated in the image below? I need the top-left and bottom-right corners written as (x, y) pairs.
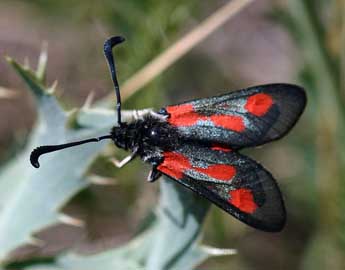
top-left (166, 104), bottom-right (193, 115)
top-left (167, 104), bottom-right (245, 132)
top-left (157, 152), bottom-right (191, 179)
top-left (211, 144), bottom-right (232, 152)
top-left (195, 164), bottom-right (236, 181)
top-left (166, 104), bottom-right (200, 126)
top-left (245, 93), bottom-right (273, 116)
top-left (228, 188), bottom-right (257, 213)
top-left (210, 115), bottom-right (245, 132)
top-left (158, 151), bottom-right (236, 182)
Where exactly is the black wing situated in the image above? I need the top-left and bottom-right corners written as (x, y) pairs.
top-left (157, 144), bottom-right (286, 232)
top-left (164, 83), bottom-right (306, 149)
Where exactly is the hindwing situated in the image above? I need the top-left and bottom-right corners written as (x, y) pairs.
top-left (157, 144), bottom-right (286, 232)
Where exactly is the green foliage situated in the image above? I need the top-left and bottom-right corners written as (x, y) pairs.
top-left (280, 0), bottom-right (345, 268)
top-left (14, 0), bottom-right (200, 109)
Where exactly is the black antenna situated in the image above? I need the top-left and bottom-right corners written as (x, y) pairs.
top-left (30, 36), bottom-right (126, 169)
top-left (104, 36), bottom-right (125, 125)
top-left (30, 135), bottom-right (112, 168)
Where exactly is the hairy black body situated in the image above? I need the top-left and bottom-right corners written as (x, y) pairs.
top-left (108, 113), bottom-right (182, 182)
top-left (111, 114), bottom-right (179, 164)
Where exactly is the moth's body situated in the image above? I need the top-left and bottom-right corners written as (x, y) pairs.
top-left (30, 36), bottom-right (307, 232)
top-left (110, 109), bottom-right (230, 175)
top-left (111, 111), bottom-right (176, 166)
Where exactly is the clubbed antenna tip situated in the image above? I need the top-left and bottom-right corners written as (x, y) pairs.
top-left (30, 135), bottom-right (112, 168)
top-left (103, 35), bottom-right (125, 125)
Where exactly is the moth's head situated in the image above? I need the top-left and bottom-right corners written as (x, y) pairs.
top-left (110, 124), bottom-right (130, 150)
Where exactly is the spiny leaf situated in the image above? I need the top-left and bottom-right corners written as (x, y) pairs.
top-left (146, 178), bottom-right (211, 270)
top-left (0, 56), bottom-right (117, 264)
top-left (5, 56), bottom-right (48, 98)
top-left (26, 179), bottom-right (215, 270)
top-left (26, 228), bottom-right (155, 270)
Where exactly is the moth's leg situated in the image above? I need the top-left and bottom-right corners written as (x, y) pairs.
top-left (145, 154), bottom-right (163, 182)
top-left (110, 148), bottom-right (138, 168)
top-left (147, 167), bottom-right (162, 182)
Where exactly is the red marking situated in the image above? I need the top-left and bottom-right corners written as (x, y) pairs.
top-left (196, 164), bottom-right (236, 181)
top-left (166, 103), bottom-right (193, 115)
top-left (158, 152), bottom-right (236, 181)
top-left (228, 188), bottom-right (257, 213)
top-left (167, 104), bottom-right (245, 132)
top-left (157, 152), bottom-right (191, 179)
top-left (245, 93), bottom-right (273, 116)
top-left (211, 144), bottom-right (232, 152)
top-left (166, 104), bottom-right (200, 126)
top-left (210, 115), bottom-right (245, 132)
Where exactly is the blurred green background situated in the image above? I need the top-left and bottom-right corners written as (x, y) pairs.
top-left (0, 0), bottom-right (344, 269)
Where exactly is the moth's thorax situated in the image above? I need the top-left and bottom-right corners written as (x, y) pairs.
top-left (110, 115), bottom-right (179, 155)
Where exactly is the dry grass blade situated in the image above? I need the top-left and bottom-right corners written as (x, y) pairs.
top-left (105, 0), bottom-right (254, 101)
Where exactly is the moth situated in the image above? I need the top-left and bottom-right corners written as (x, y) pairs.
top-left (30, 36), bottom-right (307, 232)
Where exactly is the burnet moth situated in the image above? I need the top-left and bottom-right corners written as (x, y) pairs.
top-left (30, 36), bottom-right (306, 232)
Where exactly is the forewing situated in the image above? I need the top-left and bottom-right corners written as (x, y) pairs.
top-left (164, 83), bottom-right (306, 149)
top-left (157, 144), bottom-right (286, 232)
